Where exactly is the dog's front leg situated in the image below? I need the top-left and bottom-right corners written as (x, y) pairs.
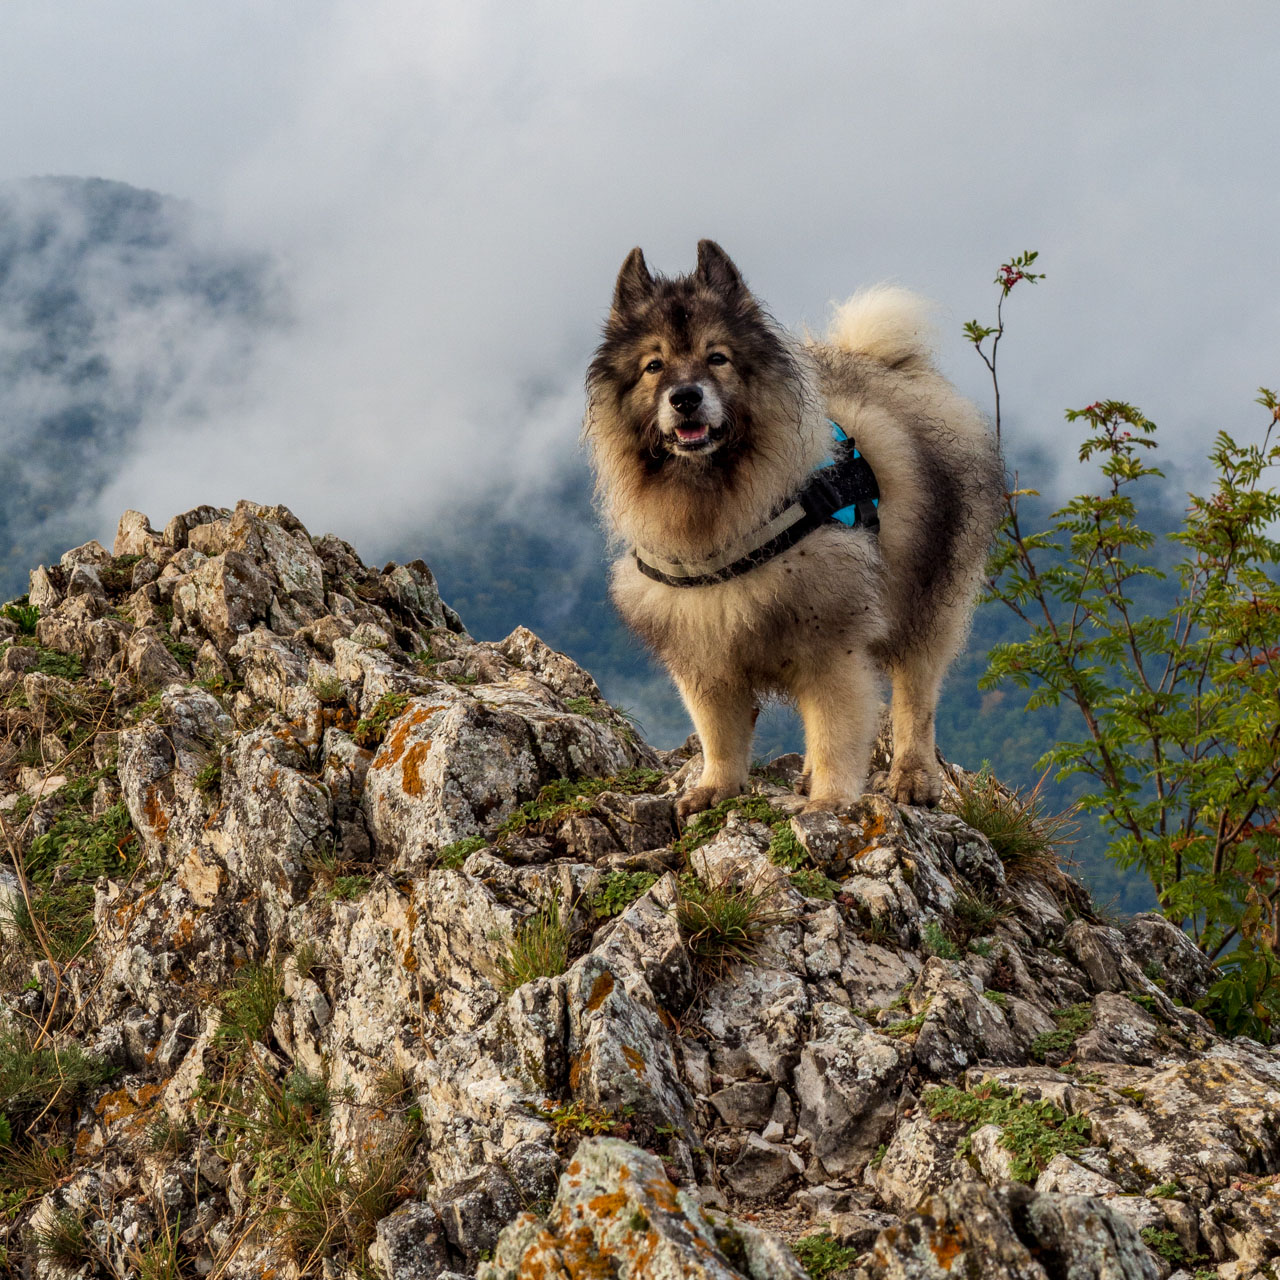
top-left (673, 674), bottom-right (755, 819)
top-left (791, 651), bottom-right (879, 813)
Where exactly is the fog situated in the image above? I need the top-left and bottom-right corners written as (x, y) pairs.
top-left (1, 1), bottom-right (1277, 561)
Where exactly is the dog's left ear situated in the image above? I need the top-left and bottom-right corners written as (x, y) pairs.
top-left (695, 240), bottom-right (745, 294)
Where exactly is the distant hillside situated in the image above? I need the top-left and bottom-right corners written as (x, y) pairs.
top-left (0, 176), bottom-right (279, 597)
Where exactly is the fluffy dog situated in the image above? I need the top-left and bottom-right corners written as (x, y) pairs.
top-left (585, 240), bottom-right (1003, 817)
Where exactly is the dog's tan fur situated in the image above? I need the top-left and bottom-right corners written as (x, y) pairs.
top-left (585, 242), bottom-right (1003, 816)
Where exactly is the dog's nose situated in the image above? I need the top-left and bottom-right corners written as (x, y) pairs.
top-left (669, 384), bottom-right (704, 416)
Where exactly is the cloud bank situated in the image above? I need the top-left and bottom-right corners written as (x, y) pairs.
top-left (0, 1), bottom-right (1276, 563)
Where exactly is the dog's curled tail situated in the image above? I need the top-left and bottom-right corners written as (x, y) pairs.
top-left (826, 285), bottom-right (937, 369)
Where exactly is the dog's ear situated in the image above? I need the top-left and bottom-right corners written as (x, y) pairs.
top-left (695, 240), bottom-right (744, 294)
top-left (613, 247), bottom-right (654, 313)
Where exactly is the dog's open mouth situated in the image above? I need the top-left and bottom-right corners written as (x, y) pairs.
top-left (674, 423), bottom-right (711, 446)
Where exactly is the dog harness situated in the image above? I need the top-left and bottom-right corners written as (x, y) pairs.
top-left (634, 421), bottom-right (880, 588)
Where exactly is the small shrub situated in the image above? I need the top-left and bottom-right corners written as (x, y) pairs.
top-left (590, 870), bottom-right (660, 919)
top-left (30, 648), bottom-right (84, 680)
top-left (793, 1230), bottom-right (858, 1279)
top-left (1030, 1003), bottom-right (1094, 1063)
top-left (493, 769), bottom-right (665, 841)
top-left (767, 822), bottom-right (806, 871)
top-left (497, 898), bottom-right (571, 995)
top-left (1199, 946), bottom-right (1280, 1044)
top-left (436, 835), bottom-right (487, 869)
top-left (789, 868), bottom-right (841, 900)
top-left (1140, 1227), bottom-right (1188, 1265)
top-left (309, 673), bottom-right (346, 704)
top-left (671, 793), bottom-right (791, 861)
top-left (674, 872), bottom-right (791, 977)
top-left (329, 875), bottom-right (369, 901)
top-left (352, 692), bottom-right (411, 748)
top-left (924, 1081), bottom-right (1091, 1182)
top-left (1, 602), bottom-right (38, 635)
top-left (537, 1098), bottom-right (628, 1140)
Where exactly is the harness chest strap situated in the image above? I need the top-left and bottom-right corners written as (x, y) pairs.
top-left (634, 421), bottom-right (880, 588)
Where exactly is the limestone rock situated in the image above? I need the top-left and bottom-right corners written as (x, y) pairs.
top-left (478, 1137), bottom-right (808, 1279)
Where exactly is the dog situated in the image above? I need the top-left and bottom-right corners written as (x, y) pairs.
top-left (585, 240), bottom-right (1003, 817)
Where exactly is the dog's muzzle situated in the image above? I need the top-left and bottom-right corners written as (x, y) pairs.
top-left (661, 382), bottom-right (723, 453)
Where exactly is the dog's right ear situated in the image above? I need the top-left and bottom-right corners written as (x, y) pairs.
top-left (612, 247), bottom-right (654, 314)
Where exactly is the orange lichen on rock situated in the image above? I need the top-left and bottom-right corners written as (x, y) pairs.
top-left (569, 1049), bottom-right (591, 1091)
top-left (400, 739), bottom-right (431, 795)
top-left (375, 704), bottom-right (444, 770)
top-left (621, 1045), bottom-right (646, 1076)
top-left (143, 783), bottom-right (170, 839)
top-left (585, 970), bottom-right (614, 1012)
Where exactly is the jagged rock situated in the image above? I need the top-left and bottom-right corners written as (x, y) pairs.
top-left (856, 1179), bottom-right (1160, 1279)
top-left (370, 1200), bottom-right (451, 1280)
top-left (722, 1133), bottom-right (804, 1201)
top-left (478, 1137), bottom-right (808, 1279)
top-left (5, 501), bottom-right (1280, 1280)
top-left (868, 1116), bottom-right (974, 1216)
top-left (1122, 912), bottom-right (1219, 1006)
top-left (794, 1025), bottom-right (910, 1178)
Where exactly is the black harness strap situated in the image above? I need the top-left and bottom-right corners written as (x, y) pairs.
top-left (634, 427), bottom-right (880, 588)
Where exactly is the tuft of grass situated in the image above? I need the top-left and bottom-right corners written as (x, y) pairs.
top-left (33, 1208), bottom-right (96, 1267)
top-left (436, 834), bottom-right (487, 869)
top-left (162, 633), bottom-right (198, 667)
top-left (921, 920), bottom-right (961, 962)
top-left (215, 964), bottom-right (284, 1049)
top-left (352, 692), bottom-right (412, 749)
top-left (0, 1029), bottom-right (115, 1121)
top-left (944, 769), bottom-right (1077, 881)
top-left (1030, 1003), bottom-right (1094, 1064)
top-left (590, 870), bottom-right (660, 919)
top-left (15, 801), bottom-right (137, 961)
top-left (952, 887), bottom-right (1012, 945)
top-left (194, 758), bottom-right (222, 799)
top-left (793, 1230), bottom-right (859, 1279)
top-left (924, 1080), bottom-right (1091, 1182)
top-left (674, 872), bottom-right (791, 978)
top-left (497, 898), bottom-right (571, 996)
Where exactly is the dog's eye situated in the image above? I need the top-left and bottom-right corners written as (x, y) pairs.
top-left (644, 359), bottom-right (664, 375)
top-left (707, 352), bottom-right (729, 366)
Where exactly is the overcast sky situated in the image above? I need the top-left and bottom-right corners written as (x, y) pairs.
top-left (2, 1), bottom-right (1278, 554)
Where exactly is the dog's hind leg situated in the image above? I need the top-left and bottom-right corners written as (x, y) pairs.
top-left (886, 644), bottom-right (950, 806)
top-left (791, 651), bottom-right (879, 813)
top-left (674, 675), bottom-right (757, 819)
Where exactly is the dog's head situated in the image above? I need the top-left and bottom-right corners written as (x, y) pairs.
top-left (587, 240), bottom-right (800, 463)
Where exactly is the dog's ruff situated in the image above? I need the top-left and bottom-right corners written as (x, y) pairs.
top-left (584, 241), bottom-right (1004, 818)
top-left (633, 420), bottom-right (880, 587)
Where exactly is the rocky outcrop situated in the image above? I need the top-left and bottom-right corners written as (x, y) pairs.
top-left (1, 502), bottom-right (1278, 1280)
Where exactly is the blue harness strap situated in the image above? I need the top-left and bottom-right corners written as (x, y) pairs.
top-left (634, 420), bottom-right (880, 588)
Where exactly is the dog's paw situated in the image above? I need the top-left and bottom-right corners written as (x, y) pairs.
top-left (802, 792), bottom-right (856, 815)
top-left (887, 761), bottom-right (942, 808)
top-left (677, 784), bottom-right (742, 820)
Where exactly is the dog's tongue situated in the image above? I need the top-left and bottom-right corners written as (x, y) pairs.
top-left (676, 424), bottom-right (709, 442)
